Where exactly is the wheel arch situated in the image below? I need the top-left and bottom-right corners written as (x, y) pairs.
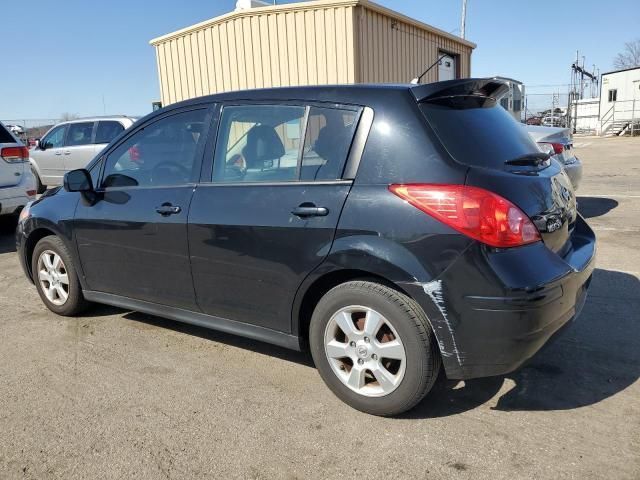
top-left (293, 267), bottom-right (415, 351)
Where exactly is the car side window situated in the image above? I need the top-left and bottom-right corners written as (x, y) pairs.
top-left (300, 107), bottom-right (359, 181)
top-left (95, 121), bottom-right (125, 144)
top-left (100, 109), bottom-right (207, 189)
top-left (213, 105), bottom-right (305, 183)
top-left (66, 122), bottom-right (95, 147)
top-left (41, 125), bottom-right (67, 149)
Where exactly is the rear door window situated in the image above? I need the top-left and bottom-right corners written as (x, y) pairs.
top-left (420, 97), bottom-right (540, 168)
top-left (212, 104), bottom-right (361, 183)
top-left (213, 105), bottom-right (306, 183)
top-left (95, 121), bottom-right (125, 144)
top-left (66, 122), bottom-right (95, 146)
top-left (300, 107), bottom-right (359, 181)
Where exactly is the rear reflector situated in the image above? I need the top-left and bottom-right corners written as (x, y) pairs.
top-left (1, 146), bottom-right (29, 163)
top-left (26, 190), bottom-right (37, 198)
top-left (389, 184), bottom-right (541, 248)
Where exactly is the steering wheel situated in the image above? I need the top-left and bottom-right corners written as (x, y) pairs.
top-left (150, 161), bottom-right (191, 184)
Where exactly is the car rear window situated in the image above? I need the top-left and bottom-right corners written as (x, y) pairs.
top-left (0, 124), bottom-right (14, 143)
top-left (420, 96), bottom-right (540, 168)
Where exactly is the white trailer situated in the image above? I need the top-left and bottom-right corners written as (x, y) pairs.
top-left (599, 66), bottom-right (640, 135)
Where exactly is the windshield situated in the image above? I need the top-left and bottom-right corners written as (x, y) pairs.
top-left (420, 96), bottom-right (541, 169)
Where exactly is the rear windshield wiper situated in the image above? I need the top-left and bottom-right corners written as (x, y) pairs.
top-left (504, 152), bottom-right (550, 167)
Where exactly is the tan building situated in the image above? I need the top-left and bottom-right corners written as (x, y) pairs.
top-left (150, 0), bottom-right (476, 106)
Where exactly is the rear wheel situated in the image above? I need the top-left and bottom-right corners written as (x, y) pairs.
top-left (309, 281), bottom-right (441, 416)
top-left (32, 236), bottom-right (89, 316)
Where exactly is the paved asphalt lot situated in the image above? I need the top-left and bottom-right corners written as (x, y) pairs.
top-left (1, 136), bottom-right (638, 479)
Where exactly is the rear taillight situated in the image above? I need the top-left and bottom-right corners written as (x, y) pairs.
top-left (539, 142), bottom-right (564, 155)
top-left (1, 146), bottom-right (29, 163)
top-left (389, 184), bottom-right (541, 248)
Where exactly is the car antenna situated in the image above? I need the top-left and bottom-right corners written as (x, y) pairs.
top-left (410, 54), bottom-right (447, 85)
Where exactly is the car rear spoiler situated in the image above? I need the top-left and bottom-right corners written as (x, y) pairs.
top-left (410, 78), bottom-right (509, 103)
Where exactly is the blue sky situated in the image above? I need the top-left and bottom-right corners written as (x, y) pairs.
top-left (1, 0), bottom-right (638, 120)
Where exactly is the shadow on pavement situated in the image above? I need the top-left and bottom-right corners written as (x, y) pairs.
top-left (407, 268), bottom-right (640, 418)
top-left (0, 216), bottom-right (17, 254)
top-left (578, 196), bottom-right (619, 219)
top-left (122, 310), bottom-right (315, 367)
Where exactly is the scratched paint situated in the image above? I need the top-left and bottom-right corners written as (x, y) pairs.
top-left (422, 279), bottom-right (463, 365)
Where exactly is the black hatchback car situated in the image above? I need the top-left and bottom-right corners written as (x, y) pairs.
top-left (17, 79), bottom-right (595, 416)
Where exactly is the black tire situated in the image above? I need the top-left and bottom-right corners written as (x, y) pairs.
top-left (31, 236), bottom-right (89, 316)
top-left (309, 281), bottom-right (441, 416)
top-left (31, 167), bottom-right (46, 194)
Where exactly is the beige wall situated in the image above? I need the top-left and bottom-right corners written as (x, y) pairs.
top-left (152, 2), bottom-right (357, 105)
top-left (151, 0), bottom-right (475, 106)
top-left (354, 4), bottom-right (472, 84)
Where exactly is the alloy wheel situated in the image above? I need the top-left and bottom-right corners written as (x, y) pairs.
top-left (324, 305), bottom-right (407, 397)
top-left (37, 250), bottom-right (70, 306)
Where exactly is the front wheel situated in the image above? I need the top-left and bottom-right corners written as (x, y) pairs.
top-left (32, 236), bottom-right (89, 316)
top-left (309, 281), bottom-right (441, 416)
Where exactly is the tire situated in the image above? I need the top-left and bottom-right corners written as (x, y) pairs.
top-left (31, 236), bottom-right (89, 316)
top-left (32, 167), bottom-right (46, 194)
top-left (309, 281), bottom-right (441, 416)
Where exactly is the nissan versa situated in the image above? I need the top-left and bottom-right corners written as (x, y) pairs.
top-left (16, 79), bottom-right (596, 416)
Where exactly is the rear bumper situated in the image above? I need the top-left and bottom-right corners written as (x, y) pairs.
top-left (401, 215), bottom-right (596, 380)
top-left (0, 170), bottom-right (36, 215)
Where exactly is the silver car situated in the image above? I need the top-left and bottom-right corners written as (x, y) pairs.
top-left (30, 116), bottom-right (137, 191)
top-left (525, 125), bottom-right (582, 190)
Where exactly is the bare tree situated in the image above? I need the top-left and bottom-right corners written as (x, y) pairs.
top-left (60, 112), bottom-right (79, 121)
top-left (613, 39), bottom-right (640, 69)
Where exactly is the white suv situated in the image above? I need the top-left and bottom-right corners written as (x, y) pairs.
top-left (0, 122), bottom-right (36, 216)
top-left (30, 116), bottom-right (137, 191)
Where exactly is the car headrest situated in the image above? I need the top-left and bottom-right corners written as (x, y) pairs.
top-left (242, 125), bottom-right (285, 168)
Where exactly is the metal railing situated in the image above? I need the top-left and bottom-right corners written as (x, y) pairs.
top-left (600, 100), bottom-right (639, 136)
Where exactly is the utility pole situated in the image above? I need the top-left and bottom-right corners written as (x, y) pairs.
top-left (460, 0), bottom-right (467, 39)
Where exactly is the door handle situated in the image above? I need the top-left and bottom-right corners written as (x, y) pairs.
top-left (291, 204), bottom-right (329, 217)
top-left (63, 150), bottom-right (71, 155)
top-left (55, 151), bottom-right (62, 156)
top-left (155, 203), bottom-right (182, 216)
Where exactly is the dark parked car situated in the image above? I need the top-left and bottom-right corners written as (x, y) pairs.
top-left (16, 79), bottom-right (595, 416)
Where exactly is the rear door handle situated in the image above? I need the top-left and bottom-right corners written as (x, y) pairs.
top-left (63, 150), bottom-right (71, 155)
top-left (155, 203), bottom-right (182, 216)
top-left (291, 204), bottom-right (329, 217)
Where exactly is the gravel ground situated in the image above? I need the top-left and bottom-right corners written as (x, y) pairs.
top-left (0, 136), bottom-right (638, 479)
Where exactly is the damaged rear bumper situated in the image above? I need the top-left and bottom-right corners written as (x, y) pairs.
top-left (400, 215), bottom-right (596, 380)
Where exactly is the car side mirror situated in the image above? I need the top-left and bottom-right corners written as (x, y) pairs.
top-left (64, 169), bottom-right (93, 193)
top-left (39, 140), bottom-right (47, 151)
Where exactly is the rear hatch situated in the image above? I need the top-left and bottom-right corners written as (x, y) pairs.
top-left (414, 79), bottom-right (577, 253)
top-left (0, 123), bottom-right (26, 188)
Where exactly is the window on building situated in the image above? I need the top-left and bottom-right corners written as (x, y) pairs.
top-left (608, 89), bottom-right (617, 102)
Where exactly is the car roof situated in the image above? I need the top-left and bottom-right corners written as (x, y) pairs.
top-left (57, 116), bottom-right (136, 125)
top-left (166, 78), bottom-right (509, 109)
